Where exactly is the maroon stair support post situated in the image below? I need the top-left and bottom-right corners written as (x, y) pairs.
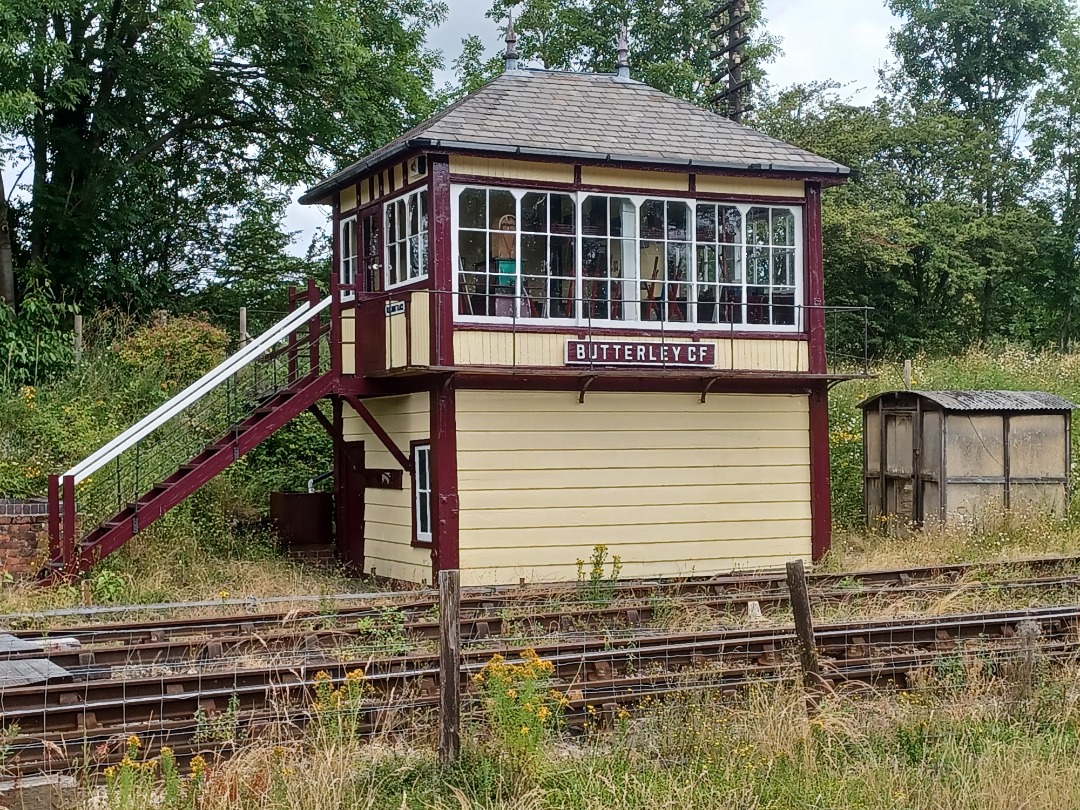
top-left (307, 278), bottom-right (320, 374)
top-left (62, 475), bottom-right (75, 569)
top-left (428, 155), bottom-right (460, 576)
top-left (47, 474), bottom-right (61, 563)
top-left (805, 181), bottom-right (831, 560)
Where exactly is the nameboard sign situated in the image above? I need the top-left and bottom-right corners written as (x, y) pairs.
top-left (363, 469), bottom-right (403, 490)
top-left (384, 300), bottom-right (405, 316)
top-left (565, 340), bottom-right (716, 368)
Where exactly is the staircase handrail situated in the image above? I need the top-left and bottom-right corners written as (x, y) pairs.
top-left (64, 296), bottom-right (332, 483)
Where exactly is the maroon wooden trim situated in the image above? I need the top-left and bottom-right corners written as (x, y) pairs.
top-left (448, 370), bottom-right (820, 396)
top-left (447, 173), bottom-right (806, 205)
top-left (430, 155), bottom-right (454, 367)
top-left (342, 393), bottom-right (413, 473)
top-left (62, 475), bottom-right (75, 567)
top-left (409, 438), bottom-right (434, 549)
top-left (434, 147), bottom-right (844, 184)
top-left (808, 383), bottom-right (831, 560)
top-left (333, 397), bottom-right (365, 571)
top-left (806, 182), bottom-right (826, 375)
top-left (430, 376), bottom-right (459, 574)
top-left (47, 474), bottom-right (60, 563)
top-left (452, 321), bottom-right (808, 341)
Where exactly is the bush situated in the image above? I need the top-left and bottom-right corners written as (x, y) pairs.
top-left (0, 281), bottom-right (77, 386)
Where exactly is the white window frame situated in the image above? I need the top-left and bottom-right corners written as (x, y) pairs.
top-left (412, 443), bottom-right (432, 546)
top-left (384, 188), bottom-right (429, 290)
top-left (339, 215), bottom-right (358, 294)
top-left (450, 184), bottom-right (805, 332)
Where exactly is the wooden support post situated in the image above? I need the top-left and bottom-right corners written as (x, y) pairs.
top-left (73, 314), bottom-right (83, 363)
top-left (239, 307), bottom-right (248, 348)
top-left (438, 569), bottom-right (461, 764)
top-left (785, 559), bottom-right (819, 692)
top-left (903, 359), bottom-right (912, 390)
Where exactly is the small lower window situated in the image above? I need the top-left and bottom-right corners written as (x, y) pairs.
top-left (413, 443), bottom-right (432, 545)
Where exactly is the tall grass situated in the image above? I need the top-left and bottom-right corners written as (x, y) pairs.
top-left (85, 659), bottom-right (1080, 810)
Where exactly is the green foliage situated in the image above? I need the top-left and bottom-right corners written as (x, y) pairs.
top-left (0, 281), bottom-right (76, 386)
top-left (310, 669), bottom-right (369, 744)
top-left (575, 544), bottom-right (622, 605)
top-left (114, 315), bottom-right (229, 396)
top-left (340, 607), bottom-right (413, 658)
top-left (0, 0), bottom-right (446, 311)
top-left (193, 694), bottom-right (244, 745)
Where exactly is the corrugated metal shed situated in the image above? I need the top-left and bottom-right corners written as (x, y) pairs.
top-left (860, 390), bottom-right (1077, 413)
top-left (859, 389), bottom-right (1075, 529)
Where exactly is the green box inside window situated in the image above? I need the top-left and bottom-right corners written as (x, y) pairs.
top-left (495, 258), bottom-right (516, 287)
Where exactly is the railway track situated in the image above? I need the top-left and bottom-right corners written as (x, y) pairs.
top-left (3, 600), bottom-right (1078, 778)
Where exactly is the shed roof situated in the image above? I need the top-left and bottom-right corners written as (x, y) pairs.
top-left (860, 390), bottom-right (1078, 412)
top-left (299, 69), bottom-right (850, 204)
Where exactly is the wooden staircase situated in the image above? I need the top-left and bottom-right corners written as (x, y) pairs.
top-left (46, 285), bottom-right (334, 580)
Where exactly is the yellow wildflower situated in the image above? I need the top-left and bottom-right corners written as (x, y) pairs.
top-left (520, 724), bottom-right (530, 735)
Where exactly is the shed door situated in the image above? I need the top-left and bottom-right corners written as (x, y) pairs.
top-left (884, 411), bottom-right (916, 525)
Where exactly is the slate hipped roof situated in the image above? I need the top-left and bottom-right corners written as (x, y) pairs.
top-left (299, 69), bottom-right (850, 204)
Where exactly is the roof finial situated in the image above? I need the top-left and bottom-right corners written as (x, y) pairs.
top-left (504, 12), bottom-right (520, 72)
top-left (616, 25), bottom-right (630, 79)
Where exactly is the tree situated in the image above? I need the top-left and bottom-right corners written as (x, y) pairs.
top-left (0, 0), bottom-right (446, 310)
top-left (483, 0), bottom-right (779, 109)
top-left (885, 0), bottom-right (1069, 341)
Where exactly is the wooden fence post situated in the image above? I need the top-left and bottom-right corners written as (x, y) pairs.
top-left (438, 569), bottom-right (461, 764)
top-left (239, 307), bottom-right (248, 348)
top-left (73, 314), bottom-right (83, 363)
top-left (903, 359), bottom-right (912, 389)
top-left (785, 559), bottom-right (820, 695)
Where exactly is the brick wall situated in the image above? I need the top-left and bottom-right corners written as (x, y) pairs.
top-left (0, 499), bottom-right (49, 578)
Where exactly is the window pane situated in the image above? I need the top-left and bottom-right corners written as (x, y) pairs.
top-left (747, 207), bottom-right (770, 245)
top-left (610, 197), bottom-right (635, 238)
top-left (419, 190), bottom-right (429, 233)
top-left (582, 195), bottom-right (608, 236)
top-left (458, 230), bottom-right (487, 315)
top-left (719, 245), bottom-right (741, 283)
top-left (697, 283), bottom-right (718, 323)
top-left (667, 201), bottom-right (689, 240)
top-left (640, 241), bottom-right (665, 320)
top-left (583, 238), bottom-right (607, 277)
top-left (550, 235), bottom-right (575, 278)
top-left (772, 248), bottom-right (795, 286)
top-left (409, 194), bottom-right (419, 235)
top-left (396, 200), bottom-right (407, 240)
top-left (696, 204), bottom-right (716, 242)
top-left (719, 285), bottom-right (743, 324)
top-left (521, 234), bottom-right (547, 277)
top-left (697, 245), bottom-right (717, 283)
top-left (748, 247), bottom-right (770, 285)
top-left (719, 206), bottom-right (742, 243)
top-left (667, 242), bottom-right (689, 282)
top-left (551, 194), bottom-right (575, 234)
top-left (386, 205), bottom-right (396, 245)
top-left (408, 235), bottom-right (420, 278)
top-left (459, 188), bottom-right (486, 229)
top-left (772, 208), bottom-right (795, 246)
top-left (521, 192), bottom-right (547, 233)
top-left (490, 190), bottom-right (515, 229)
top-left (397, 243), bottom-right (408, 283)
top-left (748, 285), bottom-right (769, 324)
top-left (419, 232), bottom-right (428, 277)
top-left (772, 287), bottom-right (796, 325)
top-left (418, 496), bottom-right (430, 534)
top-left (417, 448), bottom-right (429, 489)
top-left (640, 200), bottom-right (664, 239)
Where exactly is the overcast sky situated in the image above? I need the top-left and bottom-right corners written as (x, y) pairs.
top-left (286, 0), bottom-right (900, 246)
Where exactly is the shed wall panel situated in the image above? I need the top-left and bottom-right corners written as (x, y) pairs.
top-left (1010, 482), bottom-right (1066, 514)
top-left (342, 394), bottom-right (431, 584)
top-left (945, 415), bottom-right (1005, 478)
top-left (922, 411), bottom-right (941, 475)
top-left (1009, 414), bottom-right (1067, 478)
top-left (864, 409), bottom-right (880, 473)
top-left (340, 185), bottom-right (357, 211)
top-left (456, 390), bottom-right (811, 584)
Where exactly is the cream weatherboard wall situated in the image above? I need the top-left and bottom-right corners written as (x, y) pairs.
top-left (455, 390), bottom-right (812, 585)
top-left (453, 331), bottom-right (810, 373)
top-left (342, 394), bottom-right (431, 584)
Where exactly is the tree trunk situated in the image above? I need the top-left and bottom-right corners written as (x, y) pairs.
top-left (0, 171), bottom-right (14, 306)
